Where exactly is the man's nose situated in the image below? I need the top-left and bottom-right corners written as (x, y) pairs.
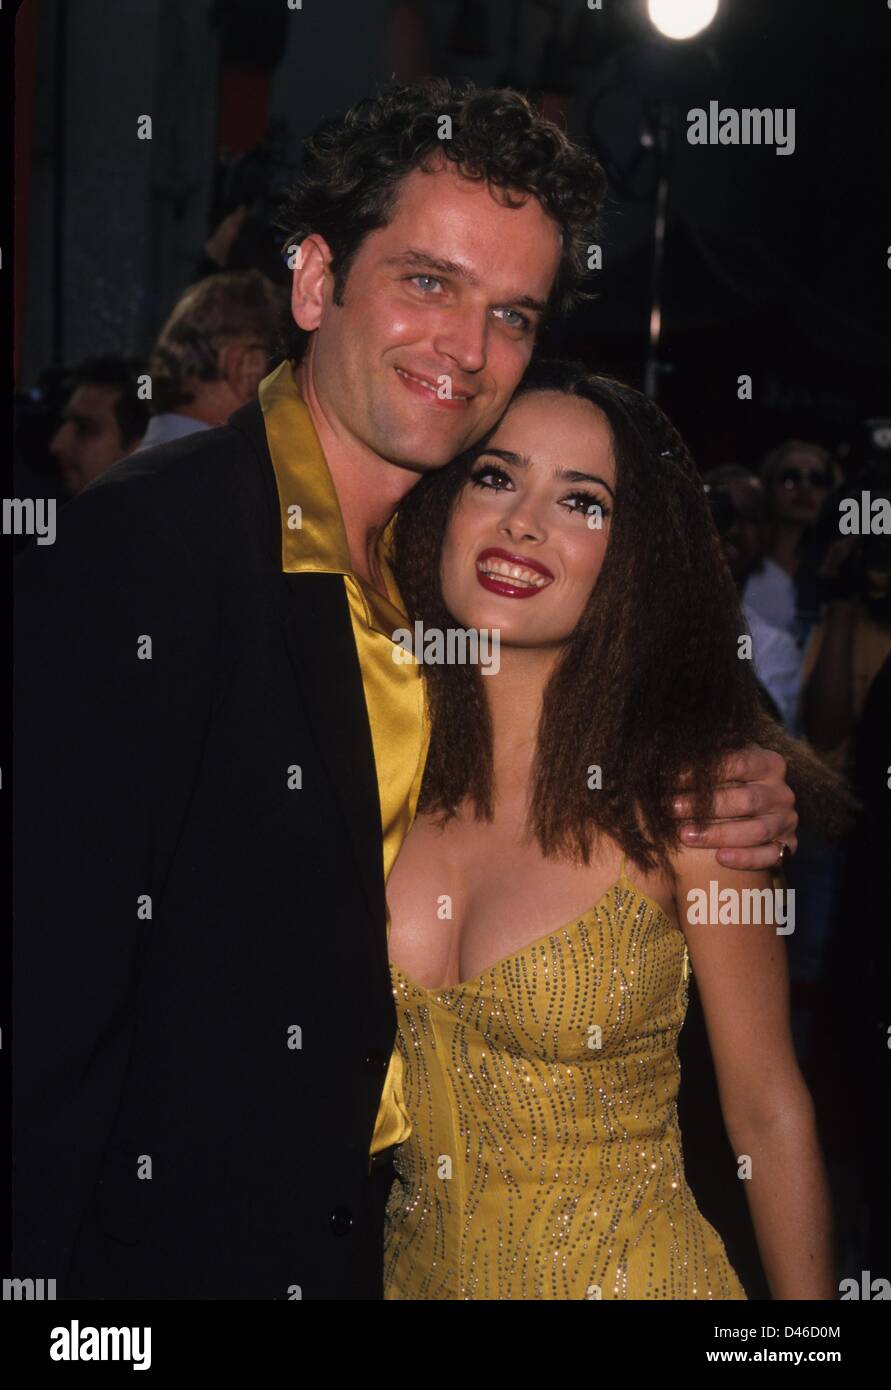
top-left (433, 306), bottom-right (488, 376)
top-left (49, 424), bottom-right (71, 460)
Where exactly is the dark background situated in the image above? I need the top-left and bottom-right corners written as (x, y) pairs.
top-left (13, 0), bottom-right (890, 471)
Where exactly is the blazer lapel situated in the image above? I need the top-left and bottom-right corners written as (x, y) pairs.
top-left (228, 399), bottom-right (389, 976)
top-left (278, 573), bottom-right (388, 973)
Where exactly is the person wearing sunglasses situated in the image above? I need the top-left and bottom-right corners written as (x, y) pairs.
top-left (743, 440), bottom-right (841, 646)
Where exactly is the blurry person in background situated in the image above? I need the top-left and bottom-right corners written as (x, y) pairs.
top-left (137, 269), bottom-right (284, 452)
top-left (49, 355), bottom-right (149, 496)
top-left (744, 440), bottom-right (842, 647)
top-left (779, 463), bottom-right (891, 1076)
top-left (705, 470), bottom-right (833, 1076)
top-left (799, 463), bottom-right (891, 773)
top-left (703, 465), bottom-right (802, 729)
top-left (800, 471), bottom-right (891, 1283)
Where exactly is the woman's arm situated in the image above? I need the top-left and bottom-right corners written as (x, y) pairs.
top-left (672, 845), bottom-right (836, 1300)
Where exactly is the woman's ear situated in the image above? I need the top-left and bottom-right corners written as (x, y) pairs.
top-left (289, 234), bottom-right (334, 335)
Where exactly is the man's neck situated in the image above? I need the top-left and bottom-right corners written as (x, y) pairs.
top-left (178, 382), bottom-right (237, 428)
top-left (293, 360), bottom-right (421, 591)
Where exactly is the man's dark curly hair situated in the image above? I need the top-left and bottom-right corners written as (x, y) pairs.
top-left (275, 79), bottom-right (608, 364)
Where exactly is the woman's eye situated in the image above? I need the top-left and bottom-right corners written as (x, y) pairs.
top-left (565, 492), bottom-right (611, 519)
top-left (469, 467), bottom-right (511, 491)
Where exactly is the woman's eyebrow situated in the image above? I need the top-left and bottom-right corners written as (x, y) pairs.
top-left (477, 448), bottom-right (616, 498)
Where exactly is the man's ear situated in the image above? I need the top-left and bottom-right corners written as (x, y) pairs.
top-left (290, 233), bottom-right (334, 334)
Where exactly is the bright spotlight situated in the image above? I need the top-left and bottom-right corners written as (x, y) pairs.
top-left (647, 0), bottom-right (719, 41)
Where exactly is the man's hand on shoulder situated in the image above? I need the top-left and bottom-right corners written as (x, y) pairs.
top-left (670, 744), bottom-right (798, 871)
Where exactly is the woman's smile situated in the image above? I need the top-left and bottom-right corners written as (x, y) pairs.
top-left (475, 547), bottom-right (554, 598)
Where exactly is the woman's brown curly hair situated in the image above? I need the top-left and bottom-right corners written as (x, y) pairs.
top-left (275, 78), bottom-right (608, 363)
top-left (392, 357), bottom-right (855, 875)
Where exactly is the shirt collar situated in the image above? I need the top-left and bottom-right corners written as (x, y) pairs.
top-left (137, 413), bottom-right (211, 452)
top-left (258, 360), bottom-right (407, 635)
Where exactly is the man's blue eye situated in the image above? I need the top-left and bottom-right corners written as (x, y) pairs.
top-left (411, 275), bottom-right (441, 292)
top-left (495, 307), bottom-right (529, 330)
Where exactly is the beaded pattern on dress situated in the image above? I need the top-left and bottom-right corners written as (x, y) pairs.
top-left (383, 871), bottom-right (747, 1300)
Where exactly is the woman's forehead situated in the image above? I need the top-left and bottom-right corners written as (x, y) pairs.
top-left (486, 392), bottom-right (614, 469)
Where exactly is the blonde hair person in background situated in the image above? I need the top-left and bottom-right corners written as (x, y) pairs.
top-left (137, 269), bottom-right (285, 452)
top-left (743, 439), bottom-right (843, 644)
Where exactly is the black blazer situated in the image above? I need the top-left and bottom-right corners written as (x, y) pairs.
top-left (13, 401), bottom-right (399, 1299)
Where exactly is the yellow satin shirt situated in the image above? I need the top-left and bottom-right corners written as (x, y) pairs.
top-left (258, 360), bottom-right (430, 1155)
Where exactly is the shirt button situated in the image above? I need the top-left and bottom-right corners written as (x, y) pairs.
top-left (364, 1049), bottom-right (388, 1075)
top-left (329, 1206), bottom-right (353, 1236)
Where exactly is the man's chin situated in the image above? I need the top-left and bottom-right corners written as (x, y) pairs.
top-left (376, 393), bottom-right (505, 471)
top-left (378, 434), bottom-right (475, 475)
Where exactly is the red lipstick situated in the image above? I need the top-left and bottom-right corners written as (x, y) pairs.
top-left (475, 547), bottom-right (554, 599)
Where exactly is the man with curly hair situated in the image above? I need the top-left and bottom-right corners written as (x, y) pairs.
top-left (15, 79), bottom-right (798, 1300)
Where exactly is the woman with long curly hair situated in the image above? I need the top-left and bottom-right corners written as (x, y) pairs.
top-left (382, 356), bottom-right (847, 1301)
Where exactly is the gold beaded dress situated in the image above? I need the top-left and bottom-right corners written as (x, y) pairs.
top-left (383, 856), bottom-right (747, 1300)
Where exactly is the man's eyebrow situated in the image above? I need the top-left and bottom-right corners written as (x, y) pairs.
top-left (384, 249), bottom-right (548, 315)
top-left (476, 447), bottom-right (616, 497)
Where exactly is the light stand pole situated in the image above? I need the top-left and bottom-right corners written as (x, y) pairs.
top-left (643, 99), bottom-right (676, 401)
